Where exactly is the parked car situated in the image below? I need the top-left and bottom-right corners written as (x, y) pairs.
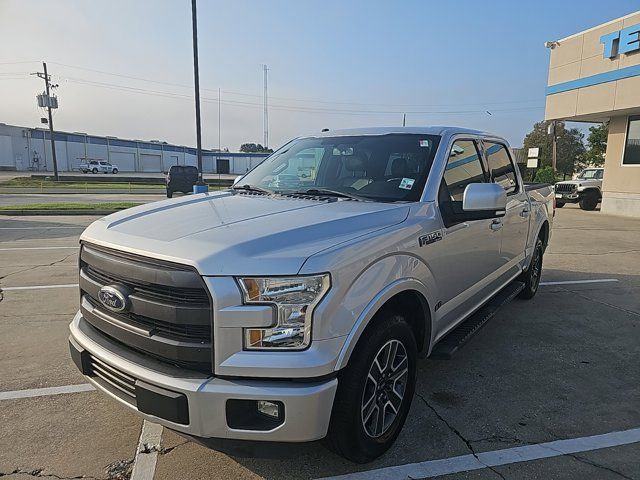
top-left (166, 165), bottom-right (199, 198)
top-left (79, 160), bottom-right (119, 174)
top-left (554, 167), bottom-right (604, 210)
top-left (69, 127), bottom-right (554, 463)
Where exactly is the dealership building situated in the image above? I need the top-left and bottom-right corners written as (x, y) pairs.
top-left (545, 10), bottom-right (640, 217)
top-left (0, 122), bottom-right (269, 175)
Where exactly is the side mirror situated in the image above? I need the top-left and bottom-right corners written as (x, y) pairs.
top-left (462, 183), bottom-right (507, 217)
top-left (233, 175), bottom-right (242, 186)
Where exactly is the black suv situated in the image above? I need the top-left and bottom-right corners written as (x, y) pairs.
top-left (166, 165), bottom-right (199, 198)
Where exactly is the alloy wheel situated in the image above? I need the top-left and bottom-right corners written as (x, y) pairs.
top-left (361, 339), bottom-right (409, 438)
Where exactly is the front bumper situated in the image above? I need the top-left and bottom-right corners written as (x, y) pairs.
top-left (555, 192), bottom-right (579, 202)
top-left (69, 313), bottom-right (338, 442)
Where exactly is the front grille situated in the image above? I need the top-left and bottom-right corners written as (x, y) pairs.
top-left (79, 243), bottom-right (213, 373)
top-left (88, 352), bottom-right (137, 405)
top-left (555, 183), bottom-right (577, 193)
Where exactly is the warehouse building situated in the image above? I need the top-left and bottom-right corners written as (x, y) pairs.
top-left (545, 10), bottom-right (640, 217)
top-left (0, 122), bottom-right (269, 175)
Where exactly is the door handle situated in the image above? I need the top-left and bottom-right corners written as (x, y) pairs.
top-left (520, 207), bottom-right (530, 217)
top-left (490, 219), bottom-right (503, 231)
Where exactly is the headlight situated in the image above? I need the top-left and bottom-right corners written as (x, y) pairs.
top-left (238, 274), bottom-right (330, 350)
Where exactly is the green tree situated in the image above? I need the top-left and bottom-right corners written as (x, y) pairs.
top-left (522, 121), bottom-right (586, 178)
top-left (240, 143), bottom-right (273, 153)
top-left (580, 122), bottom-right (608, 168)
top-left (534, 166), bottom-right (556, 184)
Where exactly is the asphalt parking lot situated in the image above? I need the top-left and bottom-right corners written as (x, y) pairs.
top-left (1, 207), bottom-right (639, 479)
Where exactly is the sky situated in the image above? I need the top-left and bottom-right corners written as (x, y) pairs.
top-left (0, 1), bottom-right (636, 151)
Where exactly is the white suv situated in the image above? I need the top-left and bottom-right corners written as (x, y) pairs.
top-left (554, 167), bottom-right (603, 210)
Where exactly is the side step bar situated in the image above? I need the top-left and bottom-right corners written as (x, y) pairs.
top-left (430, 281), bottom-right (525, 360)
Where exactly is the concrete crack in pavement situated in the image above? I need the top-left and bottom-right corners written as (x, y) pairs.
top-left (0, 467), bottom-right (100, 479)
top-left (560, 286), bottom-right (640, 318)
top-left (0, 252), bottom-right (78, 283)
top-left (415, 392), bottom-right (507, 480)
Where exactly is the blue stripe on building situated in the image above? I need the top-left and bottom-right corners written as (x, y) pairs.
top-left (546, 64), bottom-right (640, 95)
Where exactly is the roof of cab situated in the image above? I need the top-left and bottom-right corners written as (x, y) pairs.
top-left (312, 126), bottom-right (495, 138)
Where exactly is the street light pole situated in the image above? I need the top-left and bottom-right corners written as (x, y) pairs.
top-left (191, 0), bottom-right (207, 193)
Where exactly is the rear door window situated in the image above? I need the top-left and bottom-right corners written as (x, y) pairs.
top-left (484, 142), bottom-right (518, 195)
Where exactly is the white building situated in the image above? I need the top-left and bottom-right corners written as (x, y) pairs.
top-left (0, 123), bottom-right (269, 175)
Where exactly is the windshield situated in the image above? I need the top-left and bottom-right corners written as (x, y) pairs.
top-left (238, 134), bottom-right (441, 202)
top-left (578, 169), bottom-right (599, 179)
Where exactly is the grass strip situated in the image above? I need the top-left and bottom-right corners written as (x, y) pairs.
top-left (0, 202), bottom-right (141, 211)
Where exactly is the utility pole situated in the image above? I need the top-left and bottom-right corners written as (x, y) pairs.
top-left (218, 87), bottom-right (221, 152)
top-left (402, 113), bottom-right (406, 127)
top-left (263, 64), bottom-right (269, 149)
top-left (32, 62), bottom-right (59, 181)
top-left (191, 0), bottom-right (207, 192)
top-left (551, 121), bottom-right (558, 173)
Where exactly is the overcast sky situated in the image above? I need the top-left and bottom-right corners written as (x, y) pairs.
top-left (0, 1), bottom-right (635, 151)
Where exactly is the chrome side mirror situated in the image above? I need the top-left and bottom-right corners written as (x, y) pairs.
top-left (462, 183), bottom-right (507, 214)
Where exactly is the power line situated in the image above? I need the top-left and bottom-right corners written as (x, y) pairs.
top-left (41, 61), bottom-right (543, 109)
top-left (57, 74), bottom-right (544, 116)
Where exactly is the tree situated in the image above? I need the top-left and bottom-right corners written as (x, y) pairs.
top-left (522, 121), bottom-right (586, 178)
top-left (240, 143), bottom-right (273, 153)
top-left (534, 166), bottom-right (557, 184)
top-left (580, 122), bottom-right (608, 168)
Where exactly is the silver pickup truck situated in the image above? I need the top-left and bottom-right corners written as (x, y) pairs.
top-left (69, 127), bottom-right (554, 463)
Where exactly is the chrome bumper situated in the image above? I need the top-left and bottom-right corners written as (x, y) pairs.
top-left (69, 312), bottom-right (337, 442)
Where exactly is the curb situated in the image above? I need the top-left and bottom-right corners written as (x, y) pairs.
top-left (0, 209), bottom-right (122, 216)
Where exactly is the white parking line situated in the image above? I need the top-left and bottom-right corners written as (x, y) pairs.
top-left (0, 226), bottom-right (85, 230)
top-left (1, 283), bottom-right (79, 291)
top-left (0, 383), bottom-right (94, 401)
top-left (320, 427), bottom-right (640, 480)
top-left (131, 421), bottom-right (164, 480)
top-left (0, 246), bottom-right (79, 251)
top-left (540, 279), bottom-right (619, 286)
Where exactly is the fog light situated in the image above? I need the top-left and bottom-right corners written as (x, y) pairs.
top-left (257, 400), bottom-right (280, 418)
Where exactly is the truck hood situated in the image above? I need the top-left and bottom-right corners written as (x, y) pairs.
top-left (556, 179), bottom-right (599, 186)
top-left (80, 191), bottom-right (410, 276)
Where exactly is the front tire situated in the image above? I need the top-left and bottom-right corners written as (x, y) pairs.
top-left (166, 188), bottom-right (173, 198)
top-left (555, 201), bottom-right (565, 208)
top-left (92, 168), bottom-right (98, 174)
top-left (579, 190), bottom-right (599, 211)
top-left (112, 168), bottom-right (118, 174)
top-left (518, 237), bottom-right (543, 299)
top-left (325, 313), bottom-right (417, 463)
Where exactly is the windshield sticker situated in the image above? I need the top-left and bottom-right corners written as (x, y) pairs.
top-left (399, 178), bottom-right (415, 190)
top-left (419, 140), bottom-right (430, 147)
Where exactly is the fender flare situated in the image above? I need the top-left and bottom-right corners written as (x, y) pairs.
top-left (333, 277), bottom-right (434, 371)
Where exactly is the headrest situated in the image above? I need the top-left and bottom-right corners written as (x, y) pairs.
top-left (344, 152), bottom-right (366, 171)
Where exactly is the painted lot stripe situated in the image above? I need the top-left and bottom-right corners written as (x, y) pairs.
top-left (0, 383), bottom-right (94, 401)
top-left (540, 279), bottom-right (619, 286)
top-left (0, 226), bottom-right (86, 230)
top-left (131, 421), bottom-right (164, 480)
top-left (2, 283), bottom-right (79, 291)
top-left (321, 427), bottom-right (640, 480)
top-left (0, 246), bottom-right (79, 251)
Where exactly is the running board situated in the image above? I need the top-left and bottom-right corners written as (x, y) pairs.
top-left (430, 281), bottom-right (525, 360)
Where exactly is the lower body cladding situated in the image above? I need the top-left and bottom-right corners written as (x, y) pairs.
top-left (68, 313), bottom-right (338, 443)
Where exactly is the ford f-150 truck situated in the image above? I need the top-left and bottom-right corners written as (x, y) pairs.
top-left (69, 127), bottom-right (554, 463)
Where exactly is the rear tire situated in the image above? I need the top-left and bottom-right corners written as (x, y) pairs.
top-left (555, 201), bottom-right (565, 208)
top-left (92, 168), bottom-right (98, 174)
top-left (112, 168), bottom-right (118, 174)
top-left (579, 191), bottom-right (599, 211)
top-left (518, 237), bottom-right (543, 299)
top-left (325, 312), bottom-right (417, 463)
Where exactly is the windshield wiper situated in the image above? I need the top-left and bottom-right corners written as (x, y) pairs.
top-left (232, 184), bottom-right (274, 195)
top-left (291, 188), bottom-right (368, 201)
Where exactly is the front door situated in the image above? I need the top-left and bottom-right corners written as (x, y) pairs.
top-left (428, 138), bottom-right (503, 337)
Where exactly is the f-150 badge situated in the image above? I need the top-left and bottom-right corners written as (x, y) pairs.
top-left (418, 230), bottom-right (443, 247)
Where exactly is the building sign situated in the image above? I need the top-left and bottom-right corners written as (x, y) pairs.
top-left (601, 23), bottom-right (640, 59)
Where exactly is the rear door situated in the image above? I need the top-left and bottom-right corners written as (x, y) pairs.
top-left (483, 141), bottom-right (529, 279)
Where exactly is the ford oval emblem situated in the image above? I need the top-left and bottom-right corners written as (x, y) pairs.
top-left (98, 285), bottom-right (129, 313)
